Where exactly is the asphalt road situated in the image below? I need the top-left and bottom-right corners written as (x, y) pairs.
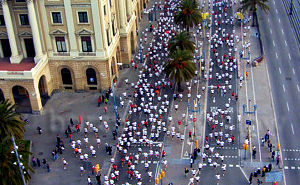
top-left (258, 0), bottom-right (300, 184)
top-left (199, 1), bottom-right (248, 184)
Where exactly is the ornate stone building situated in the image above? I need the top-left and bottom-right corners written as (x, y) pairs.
top-left (0, 0), bottom-right (147, 113)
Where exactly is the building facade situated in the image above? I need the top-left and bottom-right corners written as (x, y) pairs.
top-left (0, 0), bottom-right (147, 113)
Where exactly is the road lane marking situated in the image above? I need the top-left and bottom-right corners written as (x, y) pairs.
top-left (291, 123), bottom-right (295, 135)
top-left (288, 53), bottom-right (291, 60)
top-left (275, 52), bottom-right (278, 59)
top-left (287, 103), bottom-right (290, 112)
top-left (285, 40), bottom-right (287, 46)
top-left (283, 84), bottom-right (286, 92)
top-left (292, 68), bottom-right (295, 74)
top-left (276, 9), bottom-right (278, 14)
top-left (268, 18), bottom-right (270, 23)
top-left (279, 67), bottom-right (282, 74)
top-left (273, 40), bottom-right (275, 47)
top-left (270, 29), bottom-right (272, 34)
top-left (297, 84), bottom-right (300, 92)
top-left (279, 18), bottom-right (281, 23)
top-left (281, 29), bottom-right (284, 34)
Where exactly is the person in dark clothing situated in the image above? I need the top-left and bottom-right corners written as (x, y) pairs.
top-left (108, 146), bottom-right (112, 155)
top-left (42, 159), bottom-right (47, 168)
top-left (70, 118), bottom-right (74, 126)
top-left (96, 174), bottom-right (101, 185)
top-left (249, 173), bottom-right (253, 184)
top-left (46, 163), bottom-right (50, 172)
top-left (268, 163), bottom-right (272, 172)
top-left (56, 134), bottom-right (61, 145)
top-left (37, 126), bottom-right (42, 134)
top-left (112, 131), bottom-right (116, 140)
top-left (105, 143), bottom-right (109, 153)
top-left (37, 158), bottom-right (41, 167)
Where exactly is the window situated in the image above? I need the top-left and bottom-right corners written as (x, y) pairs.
top-left (52, 12), bottom-right (62, 24)
top-left (55, 37), bottom-right (67, 52)
top-left (19, 14), bottom-right (29, 25)
top-left (106, 29), bottom-right (110, 46)
top-left (78, 12), bottom-right (88, 23)
top-left (81, 36), bottom-right (92, 52)
top-left (0, 15), bottom-right (5, 26)
top-left (16, 0), bottom-right (26, 2)
top-left (109, 0), bottom-right (112, 7)
top-left (103, 5), bottom-right (106, 15)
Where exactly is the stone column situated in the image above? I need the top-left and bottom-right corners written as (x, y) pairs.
top-left (1, 0), bottom-right (22, 63)
top-left (118, 0), bottom-right (127, 29)
top-left (64, 0), bottom-right (78, 56)
top-left (26, 0), bottom-right (43, 63)
top-left (91, 0), bottom-right (104, 56)
top-left (126, 0), bottom-right (132, 17)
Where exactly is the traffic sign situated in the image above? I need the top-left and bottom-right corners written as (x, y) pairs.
top-left (246, 120), bottom-right (251, 125)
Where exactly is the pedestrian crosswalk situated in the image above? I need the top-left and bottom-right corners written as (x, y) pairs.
top-left (284, 166), bottom-right (300, 170)
top-left (282, 148), bottom-right (300, 152)
top-left (202, 163), bottom-right (240, 168)
top-left (284, 158), bottom-right (300, 161)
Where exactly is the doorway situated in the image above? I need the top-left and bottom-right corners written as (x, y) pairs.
top-left (12, 85), bottom-right (32, 113)
top-left (1, 39), bottom-right (11, 57)
top-left (38, 75), bottom-right (49, 106)
top-left (61, 68), bottom-right (73, 89)
top-left (24, 38), bottom-right (35, 57)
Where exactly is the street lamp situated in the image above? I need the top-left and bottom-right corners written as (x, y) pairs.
top-left (11, 134), bottom-right (26, 185)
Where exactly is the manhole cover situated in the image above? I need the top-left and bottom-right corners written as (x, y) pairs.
top-left (286, 77), bottom-right (292, 80)
top-left (38, 152), bottom-right (43, 155)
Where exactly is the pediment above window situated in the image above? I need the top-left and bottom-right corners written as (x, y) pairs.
top-left (76, 28), bottom-right (94, 35)
top-left (49, 29), bottom-right (68, 35)
top-left (18, 31), bottom-right (32, 37)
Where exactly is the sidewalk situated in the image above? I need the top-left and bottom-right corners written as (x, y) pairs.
top-left (238, 25), bottom-right (283, 184)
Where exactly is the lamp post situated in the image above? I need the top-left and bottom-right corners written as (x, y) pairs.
top-left (109, 64), bottom-right (119, 127)
top-left (11, 134), bottom-right (26, 185)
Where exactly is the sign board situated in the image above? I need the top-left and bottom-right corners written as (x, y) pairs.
top-left (246, 120), bottom-right (251, 125)
top-left (265, 171), bottom-right (282, 182)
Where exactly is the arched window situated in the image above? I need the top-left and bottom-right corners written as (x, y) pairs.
top-left (86, 68), bottom-right (97, 85)
top-left (61, 68), bottom-right (73, 85)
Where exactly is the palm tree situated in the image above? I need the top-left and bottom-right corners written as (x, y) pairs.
top-left (164, 49), bottom-right (196, 92)
top-left (0, 136), bottom-right (33, 185)
top-left (168, 31), bottom-right (196, 53)
top-left (0, 100), bottom-right (26, 141)
top-left (240, 0), bottom-right (269, 26)
top-left (174, 0), bottom-right (203, 32)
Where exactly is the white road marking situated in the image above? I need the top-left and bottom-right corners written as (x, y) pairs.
top-left (276, 9), bottom-right (278, 14)
top-left (297, 84), bottom-right (300, 92)
top-left (292, 68), bottom-right (295, 74)
top-left (287, 103), bottom-right (290, 112)
top-left (275, 52), bottom-right (278, 59)
top-left (284, 166), bottom-right (289, 169)
top-left (270, 29), bottom-right (272, 34)
top-left (291, 123), bottom-right (295, 135)
top-left (285, 40), bottom-right (287, 46)
top-left (288, 53), bottom-right (291, 60)
top-left (273, 40), bottom-right (275, 47)
top-left (283, 84), bottom-right (286, 92)
top-left (279, 67), bottom-right (282, 74)
top-left (279, 19), bottom-right (281, 23)
top-left (291, 166), bottom-right (296, 170)
top-left (282, 29), bottom-right (284, 34)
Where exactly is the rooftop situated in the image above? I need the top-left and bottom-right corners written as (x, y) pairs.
top-left (0, 57), bottom-right (36, 71)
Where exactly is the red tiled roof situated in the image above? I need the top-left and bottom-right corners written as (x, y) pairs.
top-left (0, 57), bottom-right (36, 71)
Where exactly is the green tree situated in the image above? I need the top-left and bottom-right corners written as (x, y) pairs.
top-left (0, 137), bottom-right (33, 185)
top-left (164, 49), bottom-right (196, 92)
top-left (168, 31), bottom-right (196, 53)
top-left (240, 0), bottom-right (269, 26)
top-left (0, 100), bottom-right (26, 141)
top-left (174, 0), bottom-right (203, 32)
